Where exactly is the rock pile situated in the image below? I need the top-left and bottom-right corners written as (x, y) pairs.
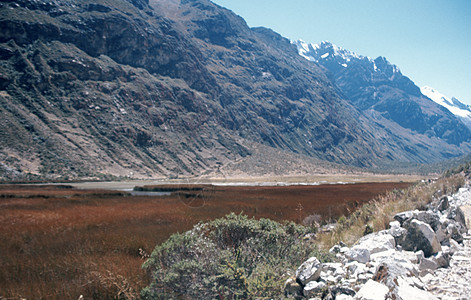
top-left (286, 187), bottom-right (471, 299)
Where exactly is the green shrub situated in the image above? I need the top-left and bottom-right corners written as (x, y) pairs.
top-left (141, 213), bottom-right (325, 299)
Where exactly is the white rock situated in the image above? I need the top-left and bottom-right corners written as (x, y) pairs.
top-left (401, 250), bottom-right (420, 264)
top-left (389, 221), bottom-right (407, 241)
top-left (355, 279), bottom-right (389, 300)
top-left (355, 232), bottom-right (396, 255)
top-left (460, 205), bottom-right (471, 228)
top-left (323, 262), bottom-right (343, 272)
top-left (449, 238), bottom-right (460, 255)
top-left (419, 257), bottom-right (438, 271)
top-left (337, 295), bottom-right (354, 300)
top-left (296, 257), bottom-right (323, 285)
top-left (346, 248), bottom-right (371, 263)
top-left (396, 276), bottom-right (437, 300)
top-left (394, 210), bottom-right (417, 225)
top-left (303, 280), bottom-right (326, 298)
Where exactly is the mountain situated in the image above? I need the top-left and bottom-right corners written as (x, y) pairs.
top-left (0, 0), bottom-right (469, 180)
top-left (421, 86), bottom-right (471, 130)
top-left (293, 40), bottom-right (471, 158)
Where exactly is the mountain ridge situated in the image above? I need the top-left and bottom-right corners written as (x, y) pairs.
top-left (293, 40), bottom-right (471, 148)
top-left (0, 0), bottom-right (470, 180)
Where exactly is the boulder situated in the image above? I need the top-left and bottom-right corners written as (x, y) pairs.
top-left (371, 256), bottom-right (419, 288)
top-left (401, 220), bottom-right (441, 257)
top-left (437, 196), bottom-right (449, 212)
top-left (418, 257), bottom-right (438, 272)
top-left (447, 206), bottom-right (467, 230)
top-left (355, 279), bottom-right (389, 300)
top-left (448, 238), bottom-right (460, 255)
top-left (296, 257), bottom-right (323, 286)
top-left (389, 221), bottom-right (407, 246)
top-left (414, 211), bottom-right (440, 231)
top-left (346, 248), bottom-right (370, 264)
top-left (435, 226), bottom-right (448, 244)
top-left (432, 251), bottom-right (450, 268)
top-left (354, 232), bottom-right (396, 255)
top-left (446, 223), bottom-right (464, 243)
top-left (459, 205), bottom-right (471, 229)
top-left (303, 281), bottom-right (326, 298)
top-left (331, 286), bottom-right (356, 297)
top-left (396, 277), bottom-right (437, 300)
top-left (394, 210), bottom-right (416, 226)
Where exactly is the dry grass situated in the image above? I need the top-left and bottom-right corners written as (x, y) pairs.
top-left (0, 185), bottom-right (195, 299)
top-left (317, 174), bottom-right (466, 248)
top-left (0, 182), bottom-right (412, 299)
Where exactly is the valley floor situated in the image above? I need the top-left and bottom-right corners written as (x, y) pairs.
top-left (66, 173), bottom-right (425, 190)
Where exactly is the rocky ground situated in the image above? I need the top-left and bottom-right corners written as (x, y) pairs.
top-left (286, 185), bottom-right (471, 300)
top-left (423, 187), bottom-right (471, 300)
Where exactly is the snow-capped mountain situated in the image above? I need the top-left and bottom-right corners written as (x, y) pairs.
top-left (292, 40), bottom-right (401, 78)
top-left (421, 86), bottom-right (471, 129)
top-left (292, 39), bottom-right (471, 147)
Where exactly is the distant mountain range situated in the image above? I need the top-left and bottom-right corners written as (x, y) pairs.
top-left (0, 0), bottom-right (470, 180)
top-left (293, 40), bottom-right (471, 155)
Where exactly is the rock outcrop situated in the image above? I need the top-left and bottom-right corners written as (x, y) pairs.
top-left (288, 186), bottom-right (471, 299)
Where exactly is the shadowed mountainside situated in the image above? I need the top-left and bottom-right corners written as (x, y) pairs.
top-left (0, 0), bottom-right (470, 179)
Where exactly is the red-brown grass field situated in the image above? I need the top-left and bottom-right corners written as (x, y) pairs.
top-left (0, 182), bottom-right (411, 299)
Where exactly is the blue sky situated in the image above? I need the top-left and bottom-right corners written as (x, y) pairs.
top-left (211, 0), bottom-right (471, 105)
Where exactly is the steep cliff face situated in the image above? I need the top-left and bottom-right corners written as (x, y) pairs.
top-left (0, 0), bottom-right (469, 180)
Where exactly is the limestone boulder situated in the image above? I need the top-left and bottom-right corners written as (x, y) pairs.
top-left (394, 210), bottom-right (416, 226)
top-left (355, 279), bottom-right (388, 300)
top-left (401, 220), bottom-right (441, 257)
top-left (296, 257), bottom-right (323, 286)
top-left (354, 232), bottom-right (396, 255)
top-left (303, 281), bottom-right (326, 298)
top-left (346, 247), bottom-right (370, 264)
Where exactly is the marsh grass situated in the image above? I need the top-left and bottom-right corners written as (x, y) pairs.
top-left (0, 185), bottom-right (196, 299)
top-left (0, 181), bottom-right (412, 299)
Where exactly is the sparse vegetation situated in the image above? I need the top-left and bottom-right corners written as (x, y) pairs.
top-left (317, 174), bottom-right (466, 248)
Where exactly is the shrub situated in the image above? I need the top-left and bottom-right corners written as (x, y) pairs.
top-left (141, 213), bottom-right (323, 299)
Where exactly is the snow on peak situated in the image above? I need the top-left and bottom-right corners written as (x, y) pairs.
top-left (291, 39), bottom-right (400, 75)
top-left (292, 40), bottom-right (363, 62)
top-left (421, 86), bottom-right (471, 118)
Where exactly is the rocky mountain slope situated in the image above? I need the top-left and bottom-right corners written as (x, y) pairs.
top-left (0, 0), bottom-right (470, 180)
top-left (421, 86), bottom-right (471, 131)
top-left (293, 40), bottom-right (471, 159)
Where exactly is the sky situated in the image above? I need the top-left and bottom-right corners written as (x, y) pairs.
top-left (211, 0), bottom-right (471, 105)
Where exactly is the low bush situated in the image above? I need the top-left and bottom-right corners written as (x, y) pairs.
top-left (141, 213), bottom-right (328, 299)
